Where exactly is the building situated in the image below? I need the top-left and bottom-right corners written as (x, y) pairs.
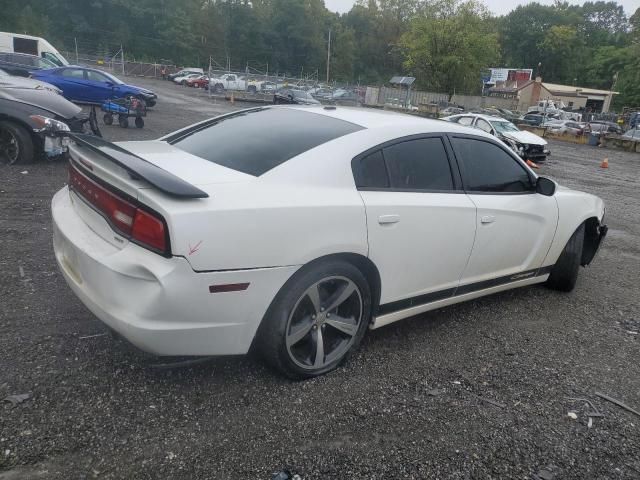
top-left (488, 77), bottom-right (617, 113)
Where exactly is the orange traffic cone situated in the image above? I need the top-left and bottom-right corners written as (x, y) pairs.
top-left (600, 158), bottom-right (609, 169)
top-left (526, 159), bottom-right (540, 169)
top-left (230, 92), bottom-right (235, 104)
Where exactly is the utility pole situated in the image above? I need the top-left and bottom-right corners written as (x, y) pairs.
top-left (326, 28), bottom-right (331, 84)
top-left (74, 38), bottom-right (79, 64)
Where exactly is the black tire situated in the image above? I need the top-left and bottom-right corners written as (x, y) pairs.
top-left (118, 116), bottom-right (129, 129)
top-left (213, 84), bottom-right (224, 94)
top-left (0, 120), bottom-right (34, 165)
top-left (103, 113), bottom-right (113, 125)
top-left (146, 100), bottom-right (156, 108)
top-left (248, 85), bottom-right (257, 94)
top-left (257, 260), bottom-right (372, 379)
top-left (546, 224), bottom-right (585, 292)
top-left (181, 80), bottom-right (187, 86)
top-left (135, 117), bottom-right (144, 129)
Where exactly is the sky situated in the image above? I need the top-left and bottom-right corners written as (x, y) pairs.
top-left (323, 0), bottom-right (639, 15)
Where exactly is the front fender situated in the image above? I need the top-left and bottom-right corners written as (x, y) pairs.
top-left (542, 187), bottom-right (605, 266)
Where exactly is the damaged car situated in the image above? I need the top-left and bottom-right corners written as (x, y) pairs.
top-left (0, 78), bottom-right (99, 164)
top-left (443, 113), bottom-right (550, 162)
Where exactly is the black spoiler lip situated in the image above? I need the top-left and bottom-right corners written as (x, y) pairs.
top-left (69, 134), bottom-right (209, 199)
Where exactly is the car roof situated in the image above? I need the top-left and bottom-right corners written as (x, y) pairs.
top-left (283, 106), bottom-right (496, 136)
top-left (446, 113), bottom-right (509, 122)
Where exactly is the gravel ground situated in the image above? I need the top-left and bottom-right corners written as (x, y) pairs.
top-left (1, 78), bottom-right (639, 479)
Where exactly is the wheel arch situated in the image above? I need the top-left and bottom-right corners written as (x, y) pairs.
top-left (581, 216), bottom-right (605, 266)
top-left (251, 252), bottom-right (382, 349)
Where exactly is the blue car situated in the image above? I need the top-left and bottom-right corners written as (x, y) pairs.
top-left (31, 66), bottom-right (157, 107)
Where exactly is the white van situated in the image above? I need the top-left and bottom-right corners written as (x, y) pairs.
top-left (0, 32), bottom-right (69, 67)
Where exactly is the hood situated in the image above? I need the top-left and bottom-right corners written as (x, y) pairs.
top-left (0, 86), bottom-right (81, 118)
top-left (0, 75), bottom-right (62, 94)
top-left (501, 130), bottom-right (547, 146)
top-left (115, 140), bottom-right (253, 186)
top-left (124, 84), bottom-right (155, 96)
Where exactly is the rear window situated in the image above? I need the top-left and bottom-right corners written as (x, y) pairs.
top-left (168, 108), bottom-right (363, 176)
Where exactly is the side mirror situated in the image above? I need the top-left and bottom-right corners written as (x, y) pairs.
top-left (536, 176), bottom-right (556, 196)
top-left (105, 81), bottom-right (114, 87)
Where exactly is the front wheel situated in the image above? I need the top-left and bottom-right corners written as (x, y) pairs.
top-left (118, 116), bottom-right (129, 128)
top-left (0, 120), bottom-right (34, 165)
top-left (546, 224), bottom-right (585, 292)
top-left (257, 260), bottom-right (371, 379)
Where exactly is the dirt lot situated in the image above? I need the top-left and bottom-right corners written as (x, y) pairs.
top-left (1, 77), bottom-right (639, 479)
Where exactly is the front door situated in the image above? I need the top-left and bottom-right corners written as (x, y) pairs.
top-left (354, 135), bottom-right (477, 310)
top-left (449, 135), bottom-right (558, 288)
top-left (85, 69), bottom-right (116, 103)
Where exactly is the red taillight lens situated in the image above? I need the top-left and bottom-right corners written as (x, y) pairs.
top-left (68, 163), bottom-right (168, 255)
top-left (132, 209), bottom-right (166, 252)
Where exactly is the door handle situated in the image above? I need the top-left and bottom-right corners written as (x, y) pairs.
top-left (378, 214), bottom-right (400, 225)
top-left (481, 215), bottom-right (496, 224)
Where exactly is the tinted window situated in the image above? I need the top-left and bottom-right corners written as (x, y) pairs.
top-left (453, 138), bottom-right (532, 193)
top-left (42, 52), bottom-right (64, 67)
top-left (383, 138), bottom-right (453, 190)
top-left (169, 108), bottom-right (363, 176)
top-left (353, 150), bottom-right (388, 188)
top-left (61, 68), bottom-right (84, 78)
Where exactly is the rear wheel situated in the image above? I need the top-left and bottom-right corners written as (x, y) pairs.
top-left (103, 113), bottom-right (113, 125)
top-left (0, 120), bottom-right (34, 165)
top-left (257, 260), bottom-right (371, 379)
top-left (546, 224), bottom-right (585, 292)
top-left (135, 117), bottom-right (144, 129)
top-left (118, 116), bottom-right (129, 128)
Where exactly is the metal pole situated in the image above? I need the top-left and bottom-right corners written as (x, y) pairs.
top-left (121, 45), bottom-right (125, 76)
top-left (326, 28), bottom-right (331, 84)
top-left (74, 37), bottom-right (79, 64)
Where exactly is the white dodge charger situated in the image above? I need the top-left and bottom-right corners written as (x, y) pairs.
top-left (52, 106), bottom-right (607, 378)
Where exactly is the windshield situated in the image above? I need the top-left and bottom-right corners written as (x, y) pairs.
top-left (491, 120), bottom-right (519, 134)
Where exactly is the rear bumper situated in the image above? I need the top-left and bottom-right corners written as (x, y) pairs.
top-left (52, 187), bottom-right (298, 356)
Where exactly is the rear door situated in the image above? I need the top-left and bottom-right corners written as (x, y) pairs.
top-left (355, 135), bottom-right (477, 311)
top-left (450, 135), bottom-right (558, 288)
top-left (56, 68), bottom-right (88, 101)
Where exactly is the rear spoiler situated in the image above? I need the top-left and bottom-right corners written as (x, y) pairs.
top-left (69, 134), bottom-right (209, 199)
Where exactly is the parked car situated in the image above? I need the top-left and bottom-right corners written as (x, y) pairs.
top-left (273, 89), bottom-right (321, 105)
top-left (167, 68), bottom-right (203, 81)
top-left (209, 74), bottom-right (247, 93)
top-left (621, 127), bottom-right (640, 140)
top-left (311, 88), bottom-right (335, 101)
top-left (0, 31), bottom-right (69, 67)
top-left (439, 106), bottom-right (464, 117)
top-left (173, 73), bottom-right (201, 86)
top-left (52, 106), bottom-right (607, 378)
top-left (30, 66), bottom-right (157, 107)
top-left (332, 89), bottom-right (360, 103)
top-left (0, 81), bottom-right (99, 164)
top-left (0, 52), bottom-right (57, 77)
top-left (186, 75), bottom-right (210, 88)
top-left (586, 121), bottom-right (623, 135)
top-left (443, 113), bottom-right (550, 161)
top-left (543, 120), bottom-right (585, 136)
top-left (518, 113), bottom-right (546, 127)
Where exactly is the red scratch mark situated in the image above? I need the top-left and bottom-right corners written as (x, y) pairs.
top-left (188, 240), bottom-right (203, 256)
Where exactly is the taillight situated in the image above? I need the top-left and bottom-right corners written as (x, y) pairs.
top-left (68, 163), bottom-right (169, 255)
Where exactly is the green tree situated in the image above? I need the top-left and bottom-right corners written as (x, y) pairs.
top-left (401, 0), bottom-right (499, 96)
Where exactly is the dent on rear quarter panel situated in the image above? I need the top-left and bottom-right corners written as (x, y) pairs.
top-left (542, 189), bottom-right (604, 266)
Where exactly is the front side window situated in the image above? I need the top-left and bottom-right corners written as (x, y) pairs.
top-left (87, 70), bottom-right (109, 83)
top-left (42, 52), bottom-right (64, 67)
top-left (475, 118), bottom-right (493, 133)
top-left (383, 138), bottom-right (454, 191)
top-left (452, 137), bottom-right (533, 193)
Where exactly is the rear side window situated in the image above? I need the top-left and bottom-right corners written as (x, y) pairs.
top-left (353, 150), bottom-right (388, 188)
top-left (452, 137), bottom-right (532, 193)
top-left (61, 68), bottom-right (84, 78)
top-left (383, 138), bottom-right (453, 190)
top-left (168, 108), bottom-right (363, 176)
top-left (458, 117), bottom-right (474, 126)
